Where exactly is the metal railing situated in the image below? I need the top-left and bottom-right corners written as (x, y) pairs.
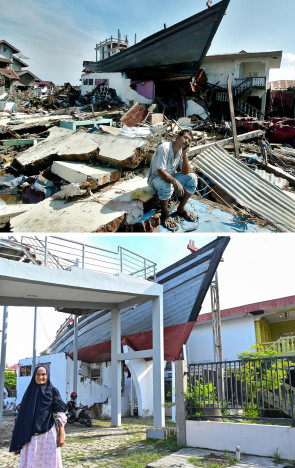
top-left (261, 335), bottom-right (295, 355)
top-left (187, 356), bottom-right (295, 425)
top-left (234, 77), bottom-right (266, 89)
top-left (0, 236), bottom-right (157, 281)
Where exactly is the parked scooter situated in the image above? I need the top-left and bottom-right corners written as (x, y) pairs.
top-left (66, 392), bottom-right (92, 427)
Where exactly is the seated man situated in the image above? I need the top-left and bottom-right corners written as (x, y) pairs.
top-left (147, 129), bottom-right (198, 231)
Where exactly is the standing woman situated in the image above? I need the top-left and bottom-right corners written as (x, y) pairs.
top-left (10, 365), bottom-right (67, 468)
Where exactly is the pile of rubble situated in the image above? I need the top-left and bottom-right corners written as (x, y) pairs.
top-left (0, 99), bottom-right (295, 233)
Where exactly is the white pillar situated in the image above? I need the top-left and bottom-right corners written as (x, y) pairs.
top-left (0, 306), bottom-right (9, 424)
top-left (32, 307), bottom-right (37, 370)
top-left (171, 361), bottom-right (176, 422)
top-left (111, 306), bottom-right (121, 426)
top-left (73, 315), bottom-right (78, 393)
top-left (152, 295), bottom-right (165, 427)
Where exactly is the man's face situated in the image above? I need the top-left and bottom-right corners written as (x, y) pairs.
top-left (178, 132), bottom-right (192, 149)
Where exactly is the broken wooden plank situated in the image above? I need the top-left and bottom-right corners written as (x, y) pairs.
top-left (51, 161), bottom-right (120, 185)
top-left (187, 130), bottom-right (264, 157)
top-left (121, 103), bottom-right (149, 127)
top-left (10, 171), bottom-right (154, 232)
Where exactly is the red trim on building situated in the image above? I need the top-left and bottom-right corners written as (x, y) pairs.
top-left (197, 295), bottom-right (295, 323)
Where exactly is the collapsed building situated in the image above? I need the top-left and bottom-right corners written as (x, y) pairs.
top-left (1, 0), bottom-right (295, 232)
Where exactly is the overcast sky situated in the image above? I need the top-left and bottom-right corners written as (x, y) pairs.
top-left (1, 233), bottom-right (294, 366)
top-left (1, 0), bottom-right (295, 85)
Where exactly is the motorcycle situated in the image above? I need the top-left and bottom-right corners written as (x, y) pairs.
top-left (66, 392), bottom-right (92, 427)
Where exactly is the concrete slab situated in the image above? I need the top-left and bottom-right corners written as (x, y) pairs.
top-left (15, 127), bottom-right (100, 173)
top-left (11, 171), bottom-right (151, 232)
top-left (91, 133), bottom-right (147, 168)
top-left (51, 161), bottom-right (120, 185)
top-left (146, 448), bottom-right (290, 468)
top-left (0, 204), bottom-right (33, 228)
top-left (15, 126), bottom-right (147, 172)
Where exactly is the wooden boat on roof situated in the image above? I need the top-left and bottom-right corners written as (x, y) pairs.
top-left (83, 0), bottom-right (230, 81)
top-left (48, 237), bottom-right (230, 362)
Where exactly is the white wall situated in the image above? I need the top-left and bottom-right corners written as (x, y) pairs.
top-left (186, 420), bottom-right (295, 460)
top-left (80, 72), bottom-right (153, 105)
top-left (16, 354), bottom-right (131, 419)
top-left (17, 353), bottom-right (67, 404)
top-left (202, 58), bottom-right (268, 89)
top-left (187, 315), bottom-right (256, 364)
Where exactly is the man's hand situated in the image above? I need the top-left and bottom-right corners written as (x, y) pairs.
top-left (13, 451), bottom-right (20, 455)
top-left (173, 180), bottom-right (184, 197)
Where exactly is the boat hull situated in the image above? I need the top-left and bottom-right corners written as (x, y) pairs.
top-left (83, 0), bottom-right (230, 80)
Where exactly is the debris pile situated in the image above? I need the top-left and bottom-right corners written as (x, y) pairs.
top-left (1, 97), bottom-right (295, 232)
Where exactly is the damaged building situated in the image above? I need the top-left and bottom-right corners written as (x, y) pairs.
top-left (1, 0), bottom-right (295, 233)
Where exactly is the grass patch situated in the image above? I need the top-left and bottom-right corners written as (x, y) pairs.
top-left (189, 452), bottom-right (237, 467)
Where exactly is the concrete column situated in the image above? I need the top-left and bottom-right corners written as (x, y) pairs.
top-left (111, 306), bottom-right (121, 426)
top-left (0, 307), bottom-right (9, 425)
top-left (175, 360), bottom-right (187, 446)
top-left (32, 307), bottom-right (37, 370)
top-left (171, 361), bottom-right (176, 422)
top-left (73, 315), bottom-right (78, 393)
top-left (152, 295), bottom-right (165, 428)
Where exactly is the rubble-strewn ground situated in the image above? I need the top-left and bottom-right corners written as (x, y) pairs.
top-left (1, 85), bottom-right (295, 232)
top-left (0, 416), bottom-right (178, 468)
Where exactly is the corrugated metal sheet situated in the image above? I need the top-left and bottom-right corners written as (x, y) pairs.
top-left (191, 145), bottom-right (295, 232)
top-left (254, 169), bottom-right (289, 190)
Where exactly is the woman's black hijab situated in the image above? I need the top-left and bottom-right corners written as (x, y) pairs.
top-left (10, 364), bottom-right (66, 452)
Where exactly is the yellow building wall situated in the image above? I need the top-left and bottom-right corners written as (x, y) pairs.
top-left (255, 318), bottom-right (271, 344)
top-left (269, 320), bottom-right (295, 341)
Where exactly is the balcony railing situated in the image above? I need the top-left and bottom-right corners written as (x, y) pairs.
top-left (260, 335), bottom-right (295, 355)
top-left (234, 77), bottom-right (266, 89)
top-left (0, 235), bottom-right (157, 281)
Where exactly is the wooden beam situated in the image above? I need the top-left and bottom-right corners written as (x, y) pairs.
top-left (227, 75), bottom-right (239, 159)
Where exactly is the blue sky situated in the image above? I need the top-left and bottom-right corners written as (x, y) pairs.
top-left (3, 233), bottom-right (294, 365)
top-left (2, 0), bottom-right (295, 84)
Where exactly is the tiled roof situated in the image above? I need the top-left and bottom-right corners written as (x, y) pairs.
top-left (0, 68), bottom-right (19, 79)
top-left (16, 70), bottom-right (41, 81)
top-left (269, 80), bottom-right (295, 90)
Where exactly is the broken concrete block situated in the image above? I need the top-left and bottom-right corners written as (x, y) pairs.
top-left (14, 127), bottom-right (98, 173)
top-left (130, 186), bottom-right (156, 202)
top-left (0, 204), bottom-right (33, 228)
top-left (15, 127), bottom-right (147, 173)
top-left (147, 113), bottom-right (164, 125)
top-left (11, 171), bottom-right (150, 232)
top-left (51, 161), bottom-right (120, 186)
top-left (91, 133), bottom-right (147, 168)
